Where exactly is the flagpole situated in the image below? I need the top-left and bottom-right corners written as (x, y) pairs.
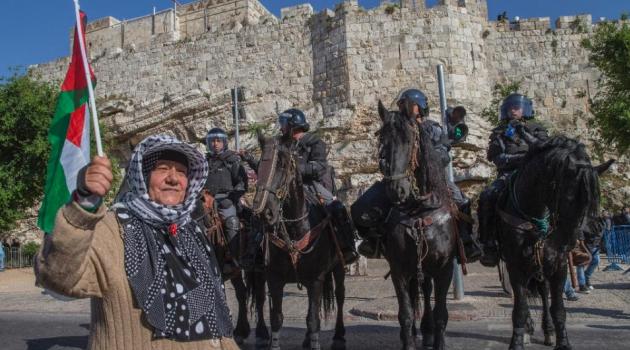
top-left (73, 0), bottom-right (104, 157)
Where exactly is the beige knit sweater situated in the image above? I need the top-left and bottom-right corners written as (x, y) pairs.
top-left (36, 201), bottom-right (239, 350)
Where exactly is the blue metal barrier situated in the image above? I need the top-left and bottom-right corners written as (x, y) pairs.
top-left (603, 225), bottom-right (630, 271)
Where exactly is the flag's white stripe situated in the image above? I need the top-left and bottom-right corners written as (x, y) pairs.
top-left (81, 104), bottom-right (91, 162)
top-left (60, 139), bottom-right (90, 193)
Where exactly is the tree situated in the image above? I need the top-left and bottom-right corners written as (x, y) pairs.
top-left (0, 71), bottom-right (58, 232)
top-left (582, 20), bottom-right (630, 154)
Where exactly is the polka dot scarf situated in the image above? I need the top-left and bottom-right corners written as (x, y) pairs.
top-left (117, 135), bottom-right (233, 341)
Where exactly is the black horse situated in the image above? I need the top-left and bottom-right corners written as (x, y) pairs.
top-left (495, 136), bottom-right (613, 350)
top-left (252, 133), bottom-right (347, 350)
top-left (375, 101), bottom-right (458, 350)
top-left (192, 193), bottom-right (270, 347)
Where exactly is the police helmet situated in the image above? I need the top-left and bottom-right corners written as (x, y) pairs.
top-left (205, 127), bottom-right (228, 154)
top-left (278, 108), bottom-right (310, 132)
top-left (397, 88), bottom-right (430, 118)
top-left (500, 93), bottom-right (534, 121)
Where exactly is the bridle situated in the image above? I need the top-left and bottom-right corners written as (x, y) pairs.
top-left (252, 139), bottom-right (300, 224)
top-left (380, 118), bottom-right (421, 196)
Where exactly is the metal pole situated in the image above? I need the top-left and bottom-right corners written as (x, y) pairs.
top-left (234, 87), bottom-right (240, 150)
top-left (437, 64), bottom-right (465, 300)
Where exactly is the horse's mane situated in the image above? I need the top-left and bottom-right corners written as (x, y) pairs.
top-left (523, 135), bottom-right (600, 244)
top-left (382, 111), bottom-right (452, 204)
top-left (417, 121), bottom-right (452, 204)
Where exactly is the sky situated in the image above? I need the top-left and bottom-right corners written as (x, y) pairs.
top-left (1, 0), bottom-right (628, 78)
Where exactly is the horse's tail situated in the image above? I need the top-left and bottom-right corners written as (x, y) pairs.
top-left (322, 271), bottom-right (336, 318)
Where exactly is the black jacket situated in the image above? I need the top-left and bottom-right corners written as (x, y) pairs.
top-left (205, 150), bottom-right (247, 199)
top-left (487, 120), bottom-right (549, 173)
top-left (295, 132), bottom-right (328, 183)
top-left (420, 120), bottom-right (451, 167)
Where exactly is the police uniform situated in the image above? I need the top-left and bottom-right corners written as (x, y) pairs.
top-left (477, 94), bottom-right (549, 266)
top-left (203, 128), bottom-right (248, 269)
top-left (280, 109), bottom-right (359, 265)
top-left (351, 89), bottom-right (481, 261)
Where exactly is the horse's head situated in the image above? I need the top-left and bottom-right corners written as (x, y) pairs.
top-left (252, 132), bottom-right (299, 226)
top-left (377, 100), bottom-right (419, 204)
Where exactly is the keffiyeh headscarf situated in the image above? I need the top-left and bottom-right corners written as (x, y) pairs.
top-left (117, 135), bottom-right (233, 341)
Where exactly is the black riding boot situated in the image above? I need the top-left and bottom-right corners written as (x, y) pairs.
top-left (223, 216), bottom-right (241, 275)
top-left (478, 196), bottom-right (499, 267)
top-left (458, 200), bottom-right (482, 263)
top-left (331, 201), bottom-right (359, 265)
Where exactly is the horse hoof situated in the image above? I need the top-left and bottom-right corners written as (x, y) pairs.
top-left (524, 333), bottom-right (531, 344)
top-left (302, 338), bottom-right (309, 348)
top-left (331, 339), bottom-right (346, 350)
top-left (544, 333), bottom-right (554, 346)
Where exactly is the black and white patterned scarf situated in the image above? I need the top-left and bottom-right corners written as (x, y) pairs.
top-left (117, 135), bottom-right (233, 341)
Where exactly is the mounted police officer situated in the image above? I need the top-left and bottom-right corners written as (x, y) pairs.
top-left (478, 93), bottom-right (549, 267)
top-left (204, 127), bottom-right (249, 272)
top-left (351, 88), bottom-right (482, 261)
top-left (277, 108), bottom-right (359, 265)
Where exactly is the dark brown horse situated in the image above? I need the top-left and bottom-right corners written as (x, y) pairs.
top-left (374, 101), bottom-right (459, 350)
top-left (495, 137), bottom-right (613, 350)
top-left (252, 133), bottom-right (347, 350)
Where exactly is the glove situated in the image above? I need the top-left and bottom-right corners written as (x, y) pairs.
top-left (519, 128), bottom-right (543, 148)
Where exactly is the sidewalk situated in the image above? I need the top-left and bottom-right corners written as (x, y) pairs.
top-left (1, 258), bottom-right (628, 323)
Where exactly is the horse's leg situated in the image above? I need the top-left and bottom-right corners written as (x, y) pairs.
top-left (506, 264), bottom-right (530, 350)
top-left (253, 272), bottom-right (270, 348)
top-left (409, 276), bottom-right (419, 342)
top-left (332, 264), bottom-right (347, 350)
top-left (268, 278), bottom-right (285, 350)
top-left (302, 280), bottom-right (323, 350)
top-left (392, 271), bottom-right (416, 350)
top-left (537, 281), bottom-right (555, 346)
top-left (549, 267), bottom-right (572, 350)
top-left (420, 278), bottom-right (434, 349)
top-left (231, 275), bottom-right (251, 345)
top-left (432, 261), bottom-right (454, 350)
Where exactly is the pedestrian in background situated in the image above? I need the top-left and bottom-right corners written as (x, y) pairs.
top-left (577, 213), bottom-right (606, 293)
top-left (0, 240), bottom-right (5, 272)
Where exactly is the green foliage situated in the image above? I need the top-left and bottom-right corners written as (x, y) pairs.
top-left (583, 21), bottom-right (630, 154)
top-left (21, 241), bottom-right (40, 260)
top-left (480, 81), bottom-right (522, 127)
top-left (0, 71), bottom-right (58, 232)
top-left (98, 123), bottom-right (124, 207)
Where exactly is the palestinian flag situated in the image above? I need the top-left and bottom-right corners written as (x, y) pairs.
top-left (37, 11), bottom-right (96, 233)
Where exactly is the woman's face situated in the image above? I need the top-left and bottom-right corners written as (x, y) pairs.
top-left (148, 160), bottom-right (188, 205)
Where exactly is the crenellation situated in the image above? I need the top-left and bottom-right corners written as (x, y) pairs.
top-left (280, 4), bottom-right (313, 20)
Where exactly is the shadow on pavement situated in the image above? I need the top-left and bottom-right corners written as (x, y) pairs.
top-left (26, 336), bottom-right (87, 350)
top-left (564, 307), bottom-right (630, 320)
top-left (590, 282), bottom-right (630, 290)
top-left (446, 330), bottom-right (510, 345)
top-left (586, 324), bottom-right (630, 331)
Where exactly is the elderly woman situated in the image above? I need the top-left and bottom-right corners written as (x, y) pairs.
top-left (36, 135), bottom-right (239, 350)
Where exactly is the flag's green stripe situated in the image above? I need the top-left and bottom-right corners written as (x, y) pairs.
top-left (37, 89), bottom-right (89, 233)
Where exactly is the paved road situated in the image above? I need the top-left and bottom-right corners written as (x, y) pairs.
top-left (2, 311), bottom-right (630, 350)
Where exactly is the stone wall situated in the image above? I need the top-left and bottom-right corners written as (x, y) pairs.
top-left (27, 0), bottom-right (629, 224)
